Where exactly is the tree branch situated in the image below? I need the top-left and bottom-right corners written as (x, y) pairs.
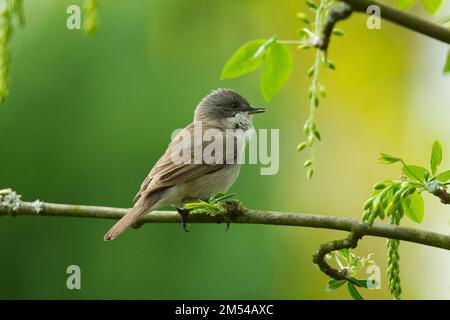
top-left (344, 0), bottom-right (450, 44)
top-left (318, 2), bottom-right (353, 51)
top-left (319, 0), bottom-right (450, 51)
top-left (312, 232), bottom-right (362, 281)
top-left (433, 189), bottom-right (450, 204)
top-left (1, 199), bottom-right (450, 251)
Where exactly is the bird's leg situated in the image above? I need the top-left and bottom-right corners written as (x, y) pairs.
top-left (222, 199), bottom-right (245, 231)
top-left (176, 207), bottom-right (190, 232)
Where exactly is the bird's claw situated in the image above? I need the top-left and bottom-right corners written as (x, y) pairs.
top-left (177, 207), bottom-right (190, 232)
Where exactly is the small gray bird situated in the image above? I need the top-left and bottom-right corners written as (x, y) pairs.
top-left (104, 88), bottom-right (266, 240)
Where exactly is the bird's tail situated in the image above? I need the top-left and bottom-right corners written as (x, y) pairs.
top-left (103, 194), bottom-right (160, 241)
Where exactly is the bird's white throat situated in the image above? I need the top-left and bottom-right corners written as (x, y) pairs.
top-left (225, 112), bottom-right (253, 130)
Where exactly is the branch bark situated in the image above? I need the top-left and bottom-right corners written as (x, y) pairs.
top-left (313, 232), bottom-right (362, 281)
top-left (1, 200), bottom-right (450, 251)
top-left (319, 0), bottom-right (450, 51)
top-left (433, 189), bottom-right (450, 204)
top-left (346, 0), bottom-right (450, 44)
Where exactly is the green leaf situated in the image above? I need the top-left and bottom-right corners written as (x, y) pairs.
top-left (183, 200), bottom-right (219, 212)
top-left (339, 248), bottom-right (351, 260)
top-left (260, 41), bottom-right (292, 102)
top-left (395, 0), bottom-right (417, 10)
top-left (208, 193), bottom-right (236, 203)
top-left (221, 40), bottom-right (266, 79)
top-left (349, 278), bottom-right (380, 289)
top-left (444, 49), bottom-right (450, 74)
top-left (402, 165), bottom-right (428, 182)
top-left (296, 142), bottom-right (307, 152)
top-left (347, 282), bottom-right (364, 300)
top-left (436, 170), bottom-right (450, 182)
top-left (306, 167), bottom-right (314, 180)
top-left (421, 0), bottom-right (442, 13)
top-left (331, 28), bottom-right (344, 36)
top-left (326, 279), bottom-right (346, 291)
top-left (296, 12), bottom-right (310, 24)
top-left (401, 191), bottom-right (425, 223)
top-left (304, 159), bottom-right (313, 167)
top-left (379, 153), bottom-right (401, 164)
top-left (349, 278), bottom-right (369, 288)
top-left (373, 180), bottom-right (392, 190)
top-left (305, 0), bottom-right (318, 10)
top-left (430, 140), bottom-right (443, 174)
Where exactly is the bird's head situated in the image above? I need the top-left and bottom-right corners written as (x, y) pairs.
top-left (194, 88), bottom-right (266, 128)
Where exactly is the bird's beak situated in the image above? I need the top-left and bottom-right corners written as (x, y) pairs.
top-left (247, 106), bottom-right (267, 114)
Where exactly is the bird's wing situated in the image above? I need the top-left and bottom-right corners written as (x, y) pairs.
top-left (134, 123), bottom-right (235, 201)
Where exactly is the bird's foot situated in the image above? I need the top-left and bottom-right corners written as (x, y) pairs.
top-left (176, 207), bottom-right (190, 232)
top-left (220, 199), bottom-right (245, 231)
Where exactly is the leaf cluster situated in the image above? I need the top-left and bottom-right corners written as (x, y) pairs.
top-left (325, 249), bottom-right (377, 300)
top-left (182, 193), bottom-right (237, 215)
top-left (364, 140), bottom-right (450, 225)
top-left (221, 38), bottom-right (292, 102)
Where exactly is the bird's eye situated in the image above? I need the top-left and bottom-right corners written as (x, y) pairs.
top-left (231, 102), bottom-right (239, 108)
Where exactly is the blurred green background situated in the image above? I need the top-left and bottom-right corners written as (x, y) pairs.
top-left (0, 0), bottom-right (449, 299)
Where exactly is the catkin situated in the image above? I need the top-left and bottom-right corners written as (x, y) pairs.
top-left (387, 208), bottom-right (402, 300)
top-left (10, 0), bottom-right (24, 27)
top-left (0, 1), bottom-right (12, 103)
top-left (83, 0), bottom-right (97, 35)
